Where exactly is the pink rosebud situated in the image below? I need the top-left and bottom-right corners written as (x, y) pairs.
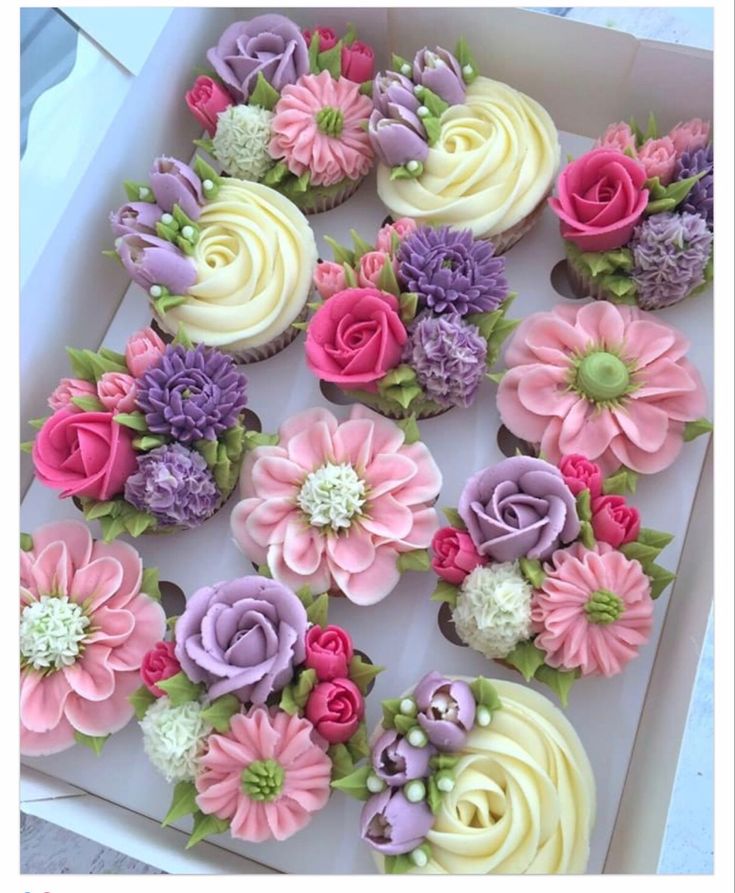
top-left (637, 137), bottom-right (678, 186)
top-left (97, 372), bottom-right (138, 414)
top-left (304, 625), bottom-right (354, 681)
top-left (303, 26), bottom-right (338, 52)
top-left (305, 678), bottom-right (364, 744)
top-left (357, 251), bottom-right (392, 289)
top-left (590, 495), bottom-right (641, 548)
top-left (431, 527), bottom-right (487, 586)
top-left (668, 118), bottom-right (711, 155)
top-left (125, 327), bottom-right (166, 378)
top-left (595, 122), bottom-right (637, 155)
top-left (313, 261), bottom-right (347, 300)
top-left (141, 641), bottom-right (181, 698)
top-left (48, 378), bottom-right (97, 412)
top-left (559, 454), bottom-right (603, 498)
top-left (185, 75), bottom-right (233, 138)
top-left (341, 41), bottom-right (375, 83)
top-left (375, 217), bottom-right (418, 254)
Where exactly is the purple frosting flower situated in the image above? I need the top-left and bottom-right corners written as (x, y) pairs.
top-left (630, 211), bottom-right (713, 310)
top-left (369, 71), bottom-right (429, 168)
top-left (174, 576), bottom-right (308, 702)
top-left (673, 145), bottom-right (713, 227)
top-left (398, 226), bottom-right (509, 316)
top-left (124, 443), bottom-right (219, 527)
top-left (413, 47), bottom-right (465, 106)
top-left (361, 788), bottom-right (435, 856)
top-left (458, 456), bottom-right (580, 562)
top-left (414, 672), bottom-right (476, 751)
top-left (136, 344), bottom-right (247, 445)
top-left (149, 157), bottom-right (204, 221)
top-left (117, 233), bottom-right (197, 295)
top-left (404, 313), bottom-right (487, 408)
top-left (371, 729), bottom-right (434, 786)
top-left (207, 15), bottom-right (309, 102)
top-left (373, 71), bottom-right (426, 135)
top-left (109, 202), bottom-right (162, 238)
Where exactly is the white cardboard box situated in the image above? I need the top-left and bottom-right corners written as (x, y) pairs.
top-left (19, 7), bottom-right (713, 875)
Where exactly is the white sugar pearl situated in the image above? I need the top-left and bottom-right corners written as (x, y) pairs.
top-left (149, 285), bottom-right (162, 298)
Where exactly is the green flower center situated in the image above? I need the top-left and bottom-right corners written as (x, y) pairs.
top-left (241, 759), bottom-right (285, 801)
top-left (584, 589), bottom-right (624, 624)
top-left (20, 595), bottom-right (90, 672)
top-left (298, 462), bottom-right (367, 531)
top-left (575, 351), bottom-right (631, 402)
top-left (316, 106), bottom-right (344, 137)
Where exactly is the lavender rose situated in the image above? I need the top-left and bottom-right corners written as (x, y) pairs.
top-left (458, 456), bottom-right (580, 562)
top-left (371, 729), bottom-right (434, 786)
top-left (361, 788), bottom-right (434, 856)
top-left (174, 576), bottom-right (308, 702)
top-left (414, 671), bottom-right (476, 752)
top-left (117, 233), bottom-right (197, 295)
top-left (149, 157), bottom-right (204, 221)
top-left (412, 46), bottom-right (465, 105)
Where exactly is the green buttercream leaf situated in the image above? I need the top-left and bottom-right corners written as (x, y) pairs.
top-left (504, 639), bottom-right (547, 682)
top-left (306, 593), bottom-right (329, 628)
top-left (600, 275), bottom-right (638, 298)
top-left (390, 162), bottom-right (424, 181)
top-left (162, 780), bottom-right (198, 827)
top-left (262, 161), bottom-right (289, 187)
top-left (114, 411), bottom-right (149, 432)
top-left (193, 136), bottom-right (215, 155)
top-left (398, 291), bottom-right (419, 323)
top-left (377, 256), bottom-right (401, 296)
top-left (393, 714), bottom-right (417, 735)
top-left (193, 437), bottom-right (218, 468)
top-left (20, 441), bottom-right (34, 453)
top-left (257, 564), bottom-right (272, 578)
top-left (534, 665), bottom-right (579, 707)
top-left (466, 307), bottom-right (503, 342)
top-left (486, 317), bottom-right (521, 362)
top-left (279, 683), bottom-right (298, 716)
top-left (82, 500), bottom-right (117, 521)
top-left (384, 854), bottom-right (416, 874)
top-left (70, 393), bottom-right (105, 413)
top-left (166, 614), bottom-right (179, 631)
top-left (243, 430), bottom-right (279, 451)
top-left (391, 53), bottom-right (412, 73)
top-left (346, 722), bottom-right (370, 761)
top-left (102, 248), bottom-right (123, 264)
top-left (65, 347), bottom-right (98, 382)
top-left (381, 697), bottom-right (402, 730)
top-left (192, 155), bottom-right (222, 192)
top-left (155, 293), bottom-right (190, 314)
top-left (443, 507), bottom-right (466, 530)
top-left (647, 563), bottom-right (676, 599)
top-left (470, 677), bottom-right (502, 713)
top-left (124, 510), bottom-right (157, 538)
top-left (186, 811), bottom-right (230, 848)
top-left (647, 171), bottom-right (707, 216)
top-left (201, 695), bottom-right (241, 733)
top-left (644, 111), bottom-right (658, 140)
top-left (350, 228), bottom-right (373, 261)
top-left (396, 414), bottom-right (420, 445)
top-left (308, 32), bottom-right (321, 74)
top-left (317, 42), bottom-right (342, 79)
top-left (629, 116), bottom-right (645, 147)
top-left (294, 170), bottom-right (311, 193)
top-left (349, 654), bottom-right (383, 695)
top-left (430, 581), bottom-right (459, 607)
top-left (645, 197), bottom-right (677, 215)
top-left (250, 71), bottom-right (280, 110)
top-left (343, 262), bottom-right (358, 287)
top-left (426, 774), bottom-right (442, 815)
top-left (74, 731), bottom-right (109, 755)
top-left (575, 489), bottom-right (592, 522)
top-left (128, 684), bottom-right (157, 720)
top-left (602, 467), bottom-right (638, 495)
top-left (422, 115), bottom-right (441, 146)
top-left (28, 416), bottom-right (49, 430)
top-left (20, 532), bottom-right (33, 551)
top-left (417, 85), bottom-right (449, 118)
top-left (429, 753), bottom-right (461, 771)
top-left (620, 541), bottom-right (661, 566)
top-left (637, 528), bottom-right (675, 550)
top-left (124, 180), bottom-right (155, 203)
top-left (330, 764), bottom-right (372, 800)
top-left (141, 567), bottom-right (161, 602)
top-left (455, 37), bottom-right (479, 83)
top-left (133, 434), bottom-right (169, 451)
top-left (397, 548), bottom-right (431, 572)
top-left (172, 325), bottom-right (194, 349)
top-left (359, 80), bottom-right (373, 96)
top-left (213, 442), bottom-right (232, 491)
top-left (380, 363), bottom-right (416, 389)
top-left (292, 668), bottom-right (317, 710)
top-left (324, 235), bottom-right (355, 266)
top-left (156, 671), bottom-right (202, 707)
top-left (328, 742), bottom-right (354, 780)
top-left (99, 516), bottom-right (126, 542)
top-left (294, 585), bottom-right (313, 608)
top-left (579, 520), bottom-right (596, 548)
top-left (683, 418), bottom-right (713, 442)
top-left (519, 557), bottom-right (545, 589)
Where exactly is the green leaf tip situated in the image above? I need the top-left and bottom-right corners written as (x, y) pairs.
top-left (74, 731), bottom-right (110, 755)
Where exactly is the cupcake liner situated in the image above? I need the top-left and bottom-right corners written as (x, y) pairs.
top-left (482, 191), bottom-right (551, 255)
top-left (320, 380), bottom-right (452, 421)
top-left (287, 176), bottom-right (364, 215)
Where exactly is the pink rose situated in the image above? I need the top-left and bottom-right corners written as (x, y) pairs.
top-left (305, 678), bottom-right (364, 744)
top-left (304, 625), bottom-right (354, 681)
top-left (668, 118), bottom-right (711, 155)
top-left (548, 148), bottom-right (649, 251)
top-left (185, 75), bottom-right (233, 137)
top-left (97, 372), bottom-right (138, 414)
top-left (637, 137), bottom-right (677, 186)
top-left (48, 377), bottom-right (97, 411)
top-left (357, 251), bottom-right (392, 288)
top-left (303, 26), bottom-right (338, 52)
top-left (313, 261), bottom-right (347, 300)
top-left (590, 495), bottom-right (641, 548)
top-left (305, 287), bottom-right (407, 391)
top-left (125, 327), bottom-right (166, 378)
top-left (595, 122), bottom-right (638, 155)
top-left (341, 41), bottom-right (375, 83)
top-left (141, 641), bottom-right (181, 697)
top-left (32, 407), bottom-right (138, 501)
top-left (559, 454), bottom-right (603, 498)
top-left (375, 217), bottom-right (418, 253)
top-left (431, 527), bottom-right (487, 585)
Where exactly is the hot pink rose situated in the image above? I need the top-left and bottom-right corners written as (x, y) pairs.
top-left (668, 118), bottom-right (711, 155)
top-left (305, 678), bottom-right (364, 744)
top-left (637, 137), bottom-right (677, 185)
top-left (185, 75), bottom-right (233, 137)
top-left (595, 122), bottom-right (638, 155)
top-left (313, 261), bottom-right (347, 300)
top-left (305, 287), bottom-right (407, 391)
top-left (32, 407), bottom-right (138, 501)
top-left (341, 41), bottom-right (375, 83)
top-left (375, 217), bottom-right (418, 253)
top-left (303, 26), bottom-right (338, 52)
top-left (548, 148), bottom-right (649, 251)
top-left (357, 251), bottom-right (392, 288)
top-left (125, 327), bottom-right (166, 378)
top-left (590, 494), bottom-right (641, 548)
top-left (97, 372), bottom-right (138, 414)
top-left (48, 378), bottom-right (97, 411)
top-left (559, 454), bottom-right (603, 498)
top-left (141, 640), bottom-right (181, 697)
top-left (431, 527), bottom-right (487, 585)
top-left (304, 625), bottom-right (354, 681)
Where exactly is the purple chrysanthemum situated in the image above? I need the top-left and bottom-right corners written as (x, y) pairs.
top-left (630, 212), bottom-right (713, 310)
top-left (397, 226), bottom-right (508, 316)
top-left (137, 344), bottom-right (247, 444)
top-left (673, 145), bottom-right (713, 227)
top-left (124, 444), bottom-right (219, 527)
top-left (404, 313), bottom-right (487, 408)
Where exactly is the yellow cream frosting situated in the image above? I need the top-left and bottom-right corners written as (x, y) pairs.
top-left (161, 179), bottom-right (317, 351)
top-left (377, 77), bottom-right (560, 238)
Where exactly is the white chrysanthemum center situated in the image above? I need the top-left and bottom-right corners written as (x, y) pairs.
top-left (298, 462), bottom-right (367, 531)
top-left (20, 596), bottom-right (90, 671)
top-left (213, 105), bottom-right (274, 181)
top-left (452, 561), bottom-right (533, 659)
top-left (139, 697), bottom-right (213, 784)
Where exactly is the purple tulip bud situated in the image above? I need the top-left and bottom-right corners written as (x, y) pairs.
top-left (371, 729), bottom-right (434, 786)
top-left (413, 47), bottom-right (466, 106)
top-left (414, 672), bottom-right (476, 752)
top-left (361, 788), bottom-right (434, 856)
top-left (117, 233), bottom-right (197, 295)
top-left (109, 202), bottom-right (163, 238)
top-left (149, 157), bottom-right (204, 221)
top-left (369, 110), bottom-right (429, 168)
top-left (373, 72), bottom-right (421, 118)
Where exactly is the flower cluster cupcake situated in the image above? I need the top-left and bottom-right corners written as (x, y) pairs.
top-left (20, 521), bottom-right (166, 756)
top-left (430, 454), bottom-right (678, 703)
top-left (24, 328), bottom-right (250, 538)
top-left (230, 405), bottom-right (443, 605)
top-left (132, 575), bottom-right (380, 845)
top-left (369, 38), bottom-right (560, 251)
top-left (550, 115), bottom-right (713, 309)
top-left (304, 218), bottom-right (518, 419)
top-left (186, 15), bottom-right (375, 213)
top-left (335, 672), bottom-right (595, 873)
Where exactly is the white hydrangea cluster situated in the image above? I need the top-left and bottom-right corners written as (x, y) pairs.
top-left (452, 561), bottom-right (533, 659)
top-left (212, 105), bottom-right (275, 181)
top-left (298, 462), bottom-right (367, 530)
top-left (139, 697), bottom-right (213, 783)
top-left (20, 595), bottom-right (90, 671)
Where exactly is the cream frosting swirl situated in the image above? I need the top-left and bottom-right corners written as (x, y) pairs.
top-left (377, 77), bottom-right (560, 238)
top-left (161, 179), bottom-right (317, 351)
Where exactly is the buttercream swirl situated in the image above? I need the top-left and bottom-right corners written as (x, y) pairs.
top-left (161, 179), bottom-right (317, 351)
top-left (377, 77), bottom-right (560, 238)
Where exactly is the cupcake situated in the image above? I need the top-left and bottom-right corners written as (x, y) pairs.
top-left (109, 154), bottom-right (318, 361)
top-left (550, 116), bottom-right (713, 309)
top-left (335, 672), bottom-right (595, 873)
top-left (132, 575), bottom-right (380, 845)
top-left (495, 300), bottom-right (712, 476)
top-left (23, 328), bottom-right (251, 539)
top-left (305, 219), bottom-right (518, 420)
top-left (230, 405), bottom-right (443, 604)
top-left (369, 39), bottom-right (560, 252)
top-left (429, 454), bottom-right (677, 703)
top-left (186, 15), bottom-right (375, 214)
top-left (20, 520), bottom-right (166, 756)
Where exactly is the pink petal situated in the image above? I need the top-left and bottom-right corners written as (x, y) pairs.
top-left (538, 416), bottom-right (565, 465)
top-left (391, 442), bottom-right (443, 506)
top-left (239, 445), bottom-right (288, 499)
top-left (497, 367), bottom-right (552, 443)
top-left (575, 301), bottom-right (627, 348)
top-left (612, 400), bottom-right (670, 453)
top-left (62, 669), bottom-right (139, 737)
top-left (282, 517), bottom-right (325, 576)
top-left (86, 606), bottom-right (135, 647)
top-left (230, 497), bottom-right (268, 564)
top-left (558, 401), bottom-right (620, 459)
top-left (608, 427), bottom-right (684, 474)
top-left (89, 539), bottom-right (143, 608)
top-left (62, 643), bottom-right (115, 701)
top-left (278, 407), bottom-right (338, 443)
top-left (331, 418), bottom-right (375, 470)
top-left (20, 713), bottom-right (77, 756)
top-left (69, 556), bottom-right (124, 612)
top-left (360, 494), bottom-right (413, 540)
top-left (326, 525), bottom-right (376, 574)
top-left (105, 595), bottom-right (166, 672)
top-left (517, 365), bottom-right (577, 417)
top-left (329, 544), bottom-right (401, 605)
top-left (28, 520), bottom-right (93, 569)
top-left (268, 544), bottom-right (333, 596)
top-left (244, 498), bottom-right (299, 549)
top-left (20, 669), bottom-right (72, 732)
top-left (620, 318), bottom-right (678, 367)
top-left (285, 422), bottom-right (335, 471)
top-left (29, 541), bottom-right (71, 597)
top-left (397, 506), bottom-right (441, 550)
top-left (363, 452), bottom-right (417, 499)
top-left (251, 456), bottom-right (304, 499)
top-left (519, 314), bottom-right (589, 367)
top-left (633, 357), bottom-right (701, 399)
top-left (348, 404), bottom-right (405, 460)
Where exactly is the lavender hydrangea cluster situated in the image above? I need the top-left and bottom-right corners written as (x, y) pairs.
top-left (674, 146), bottom-right (713, 227)
top-left (398, 226), bottom-right (508, 317)
top-left (630, 211), bottom-right (713, 310)
top-left (137, 344), bottom-right (247, 444)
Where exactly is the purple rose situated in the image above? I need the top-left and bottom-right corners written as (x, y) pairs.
top-left (415, 672), bottom-right (476, 751)
top-left (371, 729), bottom-right (434, 786)
top-left (458, 456), bottom-right (581, 562)
top-left (174, 576), bottom-right (308, 703)
top-left (149, 157), bottom-right (203, 221)
top-left (109, 202), bottom-right (163, 237)
top-left (206, 14), bottom-right (309, 102)
top-left (117, 233), bottom-right (197, 295)
top-left (412, 47), bottom-right (465, 105)
top-left (368, 110), bottom-right (429, 169)
top-left (361, 789), bottom-right (434, 856)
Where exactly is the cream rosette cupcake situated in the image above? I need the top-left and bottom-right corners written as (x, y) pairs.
top-left (370, 40), bottom-right (560, 252)
top-left (109, 155), bottom-right (317, 362)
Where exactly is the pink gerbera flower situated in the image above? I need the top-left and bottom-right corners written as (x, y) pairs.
top-left (496, 301), bottom-right (708, 475)
top-left (20, 520), bottom-right (166, 755)
top-left (195, 706), bottom-right (332, 842)
top-left (531, 541), bottom-right (654, 677)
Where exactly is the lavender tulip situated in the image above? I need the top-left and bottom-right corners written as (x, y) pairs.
top-left (361, 789), bottom-right (435, 856)
top-left (117, 233), bottom-right (197, 295)
top-left (369, 110), bottom-right (429, 168)
top-left (413, 47), bottom-right (466, 106)
top-left (109, 202), bottom-right (163, 237)
top-left (372, 729), bottom-right (434, 786)
top-left (149, 157), bottom-right (204, 221)
top-left (415, 672), bottom-right (476, 751)
top-left (373, 71), bottom-right (425, 134)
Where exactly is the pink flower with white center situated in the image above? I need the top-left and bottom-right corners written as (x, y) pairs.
top-left (531, 541), bottom-right (654, 677)
top-left (230, 405), bottom-right (442, 605)
top-left (20, 521), bottom-right (166, 756)
top-left (496, 301), bottom-right (708, 475)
